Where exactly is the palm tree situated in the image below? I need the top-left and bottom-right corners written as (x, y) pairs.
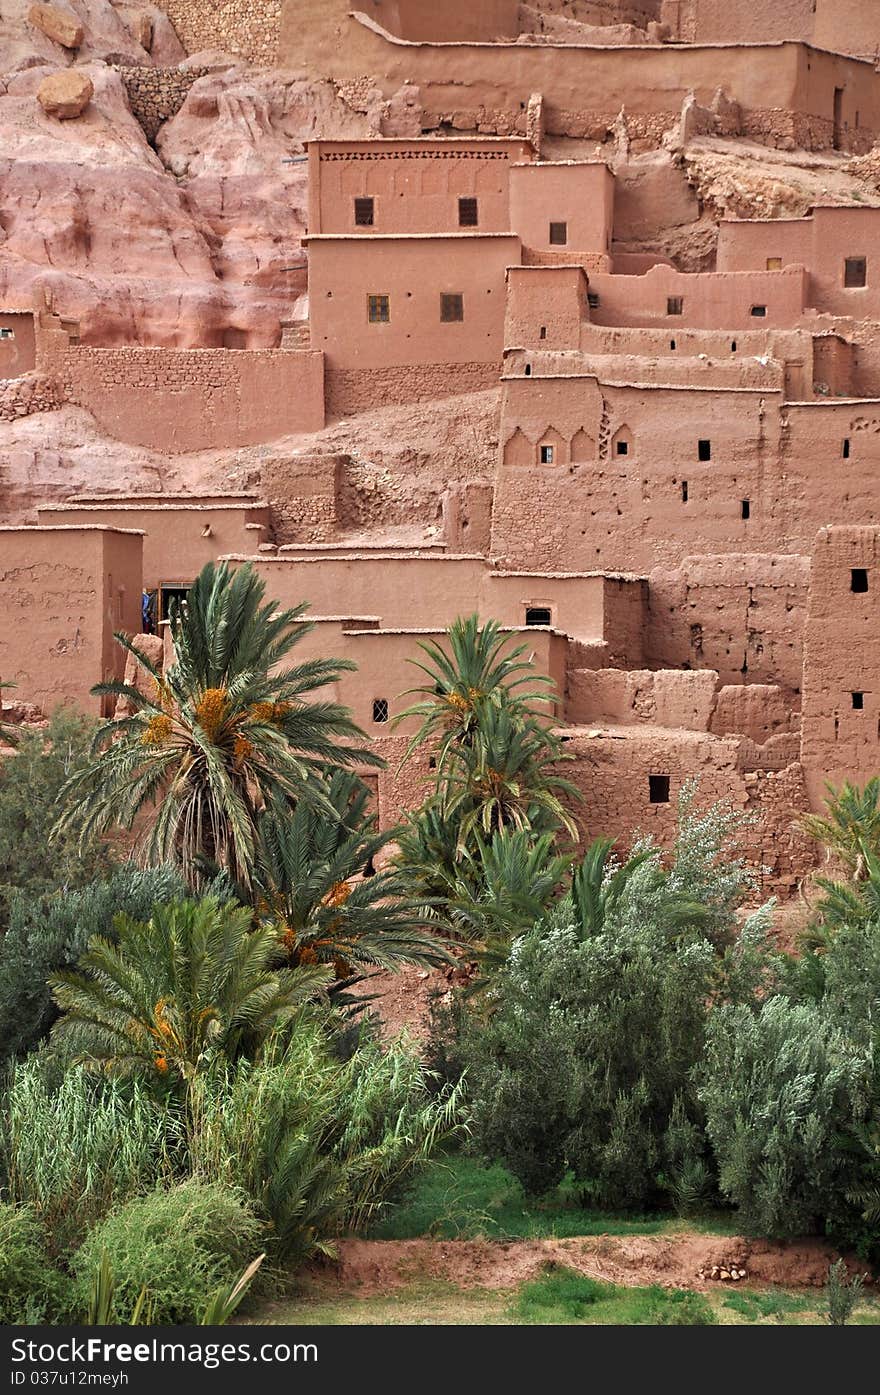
top-left (445, 826), bottom-right (570, 965)
top-left (54, 561), bottom-right (381, 889)
top-left (49, 897), bottom-right (329, 1082)
top-left (442, 702), bottom-right (579, 847)
top-left (394, 614), bottom-right (556, 772)
top-left (252, 774), bottom-right (451, 981)
top-left (801, 779), bottom-right (880, 881)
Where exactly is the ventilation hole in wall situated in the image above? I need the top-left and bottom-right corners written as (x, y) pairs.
top-left (670, 339), bottom-right (676, 350)
top-left (539, 326), bottom-right (547, 340)
top-left (852, 568), bottom-right (869, 593)
top-left (649, 774), bottom-right (670, 804)
top-left (372, 698), bottom-right (389, 723)
top-left (698, 439), bottom-right (711, 461)
top-left (682, 481), bottom-right (688, 502)
top-left (741, 499), bottom-right (750, 520)
top-left (750, 305), bottom-right (767, 318)
top-left (843, 438), bottom-right (851, 459)
top-left (428, 756), bottom-right (437, 769)
top-left (835, 716), bottom-right (840, 740)
top-left (731, 340), bottom-right (737, 352)
top-left (525, 363), bottom-right (532, 376)
top-left (852, 691), bottom-right (865, 710)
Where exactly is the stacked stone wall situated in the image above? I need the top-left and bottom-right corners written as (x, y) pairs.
top-left (150, 1), bottom-right (281, 64)
top-left (112, 66), bottom-right (208, 139)
top-left (326, 363), bottom-right (499, 417)
top-left (0, 375), bottom-right (63, 422)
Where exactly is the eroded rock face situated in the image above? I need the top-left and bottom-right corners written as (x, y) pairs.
top-left (37, 68), bottom-right (94, 117)
top-left (28, 3), bottom-right (84, 49)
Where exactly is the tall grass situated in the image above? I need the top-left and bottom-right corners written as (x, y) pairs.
top-left (1, 1058), bottom-right (181, 1249)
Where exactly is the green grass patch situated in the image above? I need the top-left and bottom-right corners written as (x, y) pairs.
top-left (371, 1154), bottom-right (737, 1241)
top-left (370, 1155), bottom-right (671, 1241)
top-left (514, 1267), bottom-right (716, 1325)
top-left (721, 1289), bottom-right (815, 1322)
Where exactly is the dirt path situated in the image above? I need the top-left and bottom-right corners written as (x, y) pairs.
top-left (318, 1233), bottom-right (852, 1296)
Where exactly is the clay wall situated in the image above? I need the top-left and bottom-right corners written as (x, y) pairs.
top-left (308, 234), bottom-right (520, 372)
top-left (509, 162), bottom-right (614, 262)
top-left (505, 266), bottom-right (589, 350)
top-left (718, 209), bottom-right (880, 320)
top-left (226, 552), bottom-right (640, 645)
top-left (0, 527), bottom-right (142, 716)
top-left (0, 375), bottom-right (63, 421)
top-left (663, 0), bottom-right (880, 61)
top-left (283, 5), bottom-right (880, 152)
top-left (0, 312), bottom-right (36, 379)
top-left (801, 525), bottom-right (880, 806)
top-left (567, 666), bottom-right (718, 728)
top-left (325, 361), bottom-right (501, 415)
top-left (35, 501), bottom-right (270, 591)
top-left (40, 335), bottom-right (325, 451)
top-left (589, 264), bottom-right (808, 331)
top-left (645, 553), bottom-right (810, 691)
top-left (260, 456), bottom-right (342, 544)
top-left (370, 0), bottom-right (519, 40)
top-left (308, 139), bottom-right (532, 236)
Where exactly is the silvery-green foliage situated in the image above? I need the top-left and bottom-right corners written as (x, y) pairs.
top-left (698, 996), bottom-right (871, 1238)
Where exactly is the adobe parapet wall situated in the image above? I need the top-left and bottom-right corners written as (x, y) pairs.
top-left (284, 7), bottom-right (878, 151)
top-left (37, 336), bottom-right (325, 452)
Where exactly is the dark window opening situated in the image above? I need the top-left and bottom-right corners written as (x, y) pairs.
top-left (539, 325), bottom-right (547, 340)
top-left (587, 291), bottom-right (600, 310)
top-left (0, 328), bottom-right (14, 341)
top-left (354, 197), bottom-right (374, 226)
top-left (731, 340), bottom-right (737, 352)
top-left (741, 499), bottom-right (750, 520)
top-left (526, 606), bottom-right (552, 626)
top-left (539, 444), bottom-right (555, 464)
top-left (852, 691), bottom-right (865, 710)
top-left (428, 756), bottom-right (437, 769)
top-left (458, 197), bottom-right (478, 227)
top-left (845, 256), bottom-right (867, 288)
top-left (649, 774), bottom-right (671, 804)
top-left (843, 438), bottom-right (851, 459)
top-left (681, 481), bottom-right (689, 502)
top-left (667, 296), bottom-right (683, 316)
top-left (852, 568), bottom-right (869, 593)
top-left (670, 339), bottom-right (677, 350)
top-left (549, 221), bottom-right (568, 246)
top-left (698, 439), bottom-right (711, 461)
top-left (367, 294), bottom-right (390, 323)
top-left (372, 698), bottom-right (389, 724)
top-left (750, 305), bottom-right (767, 318)
top-left (524, 363), bottom-right (532, 376)
top-left (440, 292), bottom-right (464, 322)
top-left (158, 585), bottom-right (189, 623)
top-left (616, 440), bottom-right (629, 456)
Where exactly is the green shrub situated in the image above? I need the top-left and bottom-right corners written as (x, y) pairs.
top-left (0, 710), bottom-right (112, 926)
top-left (188, 1023), bottom-right (465, 1260)
top-left (1, 1057), bottom-right (181, 1251)
top-left (698, 997), bottom-right (870, 1238)
top-left (70, 1183), bottom-right (263, 1325)
top-left (0, 1204), bottom-right (69, 1323)
top-left (463, 920), bottom-right (715, 1206)
top-left (0, 864), bottom-right (188, 1060)
top-left (826, 1258), bottom-right (864, 1325)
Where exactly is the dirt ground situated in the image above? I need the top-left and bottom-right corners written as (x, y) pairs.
top-left (313, 1232), bottom-right (856, 1297)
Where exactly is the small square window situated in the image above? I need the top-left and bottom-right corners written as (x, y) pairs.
top-left (843, 438), bottom-right (851, 459)
top-left (354, 197), bottom-right (374, 227)
top-left (852, 568), bottom-right (869, 593)
top-left (367, 294), bottom-right (390, 323)
top-left (667, 296), bottom-right (683, 316)
top-left (458, 197), bottom-right (478, 227)
top-left (766, 257), bottom-right (783, 271)
top-left (539, 444), bottom-right (554, 464)
top-left (741, 499), bottom-right (750, 520)
top-left (526, 606), bottom-right (552, 626)
top-left (440, 293), bottom-right (464, 323)
top-left (0, 327), bottom-right (14, 340)
top-left (852, 691), bottom-right (865, 710)
top-left (698, 439), bottom-right (711, 461)
top-left (845, 256), bottom-right (867, 288)
top-left (549, 221), bottom-right (568, 246)
top-left (750, 305), bottom-right (767, 318)
top-left (616, 440), bottom-right (629, 456)
top-left (372, 698), bottom-right (389, 723)
top-left (649, 774), bottom-right (670, 804)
